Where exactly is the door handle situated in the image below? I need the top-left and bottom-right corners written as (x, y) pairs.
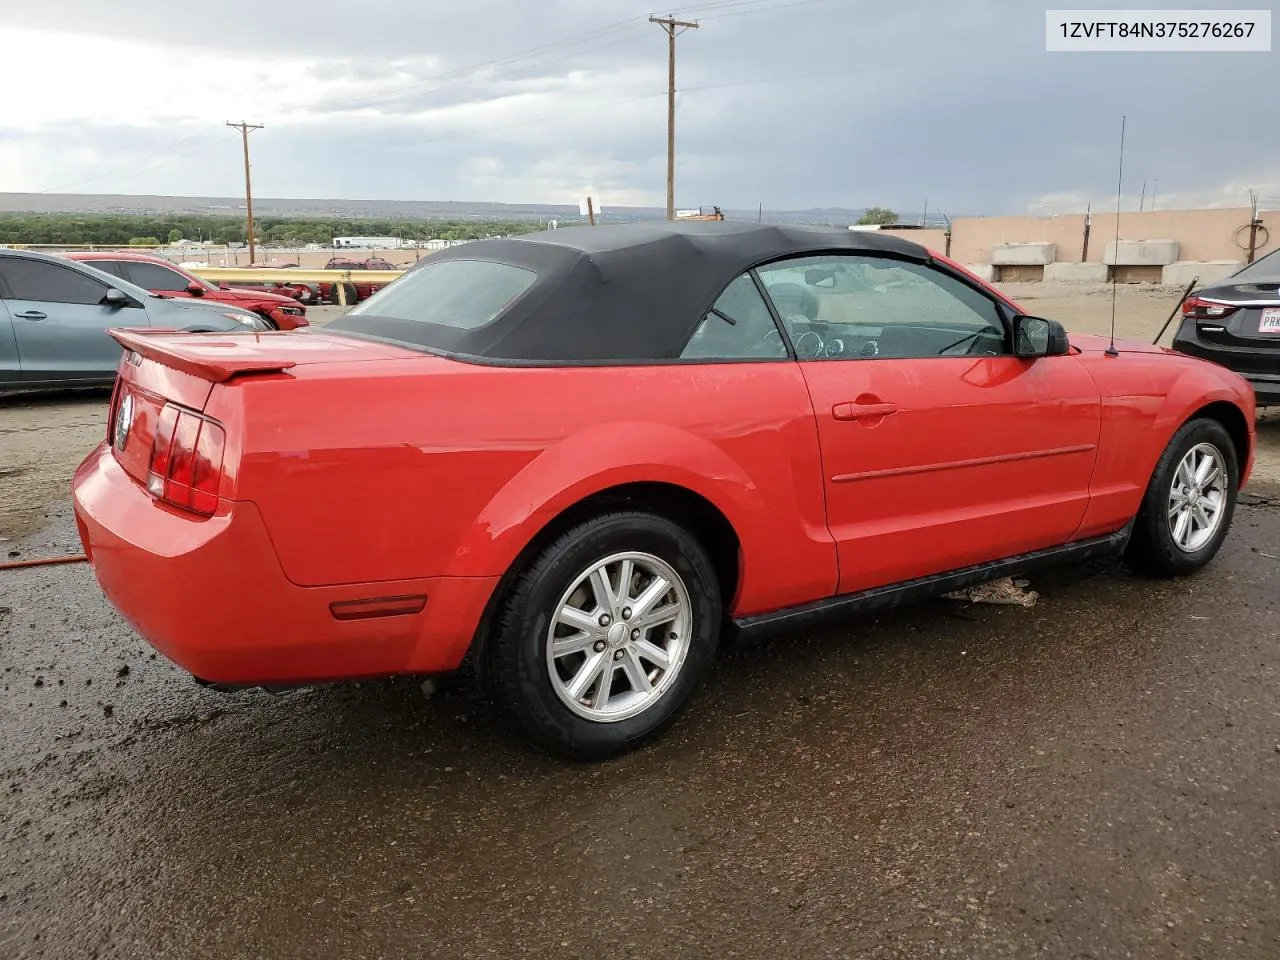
top-left (833, 401), bottom-right (898, 420)
top-left (13, 311), bottom-right (46, 321)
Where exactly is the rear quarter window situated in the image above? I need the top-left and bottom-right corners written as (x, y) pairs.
top-left (344, 259), bottom-right (536, 331)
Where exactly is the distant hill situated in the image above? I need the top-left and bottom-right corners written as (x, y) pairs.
top-left (0, 192), bottom-right (881, 227)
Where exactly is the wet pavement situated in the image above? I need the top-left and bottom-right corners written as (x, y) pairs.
top-left (3, 492), bottom-right (1280, 960)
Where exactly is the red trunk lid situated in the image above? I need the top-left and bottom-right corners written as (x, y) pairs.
top-left (105, 329), bottom-right (425, 491)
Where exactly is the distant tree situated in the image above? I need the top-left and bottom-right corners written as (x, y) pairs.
top-left (0, 213), bottom-right (545, 247)
top-left (856, 207), bottom-right (898, 226)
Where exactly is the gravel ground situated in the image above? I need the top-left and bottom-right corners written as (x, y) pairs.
top-left (1, 492), bottom-right (1278, 958)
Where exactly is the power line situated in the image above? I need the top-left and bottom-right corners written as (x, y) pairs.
top-left (34, 4), bottom-right (844, 196)
top-left (682, 63), bottom-right (862, 93)
top-left (680, 0), bottom-right (838, 20)
top-left (33, 14), bottom-right (652, 193)
top-left (390, 66), bottom-right (869, 148)
top-left (288, 16), bottom-right (652, 118)
top-left (389, 91), bottom-right (669, 147)
top-left (37, 131), bottom-right (223, 194)
top-left (317, 30), bottom-right (652, 118)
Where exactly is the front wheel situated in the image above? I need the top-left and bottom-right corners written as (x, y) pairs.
top-left (1126, 417), bottom-right (1239, 577)
top-left (486, 511), bottom-right (721, 760)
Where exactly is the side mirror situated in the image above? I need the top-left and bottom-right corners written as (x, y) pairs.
top-left (103, 288), bottom-right (131, 308)
top-left (1013, 315), bottom-right (1070, 357)
top-left (186, 282), bottom-right (205, 296)
top-left (805, 268), bottom-right (836, 288)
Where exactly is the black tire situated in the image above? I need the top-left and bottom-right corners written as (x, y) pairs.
top-left (486, 511), bottom-right (721, 761)
top-left (331, 282), bottom-right (358, 306)
top-left (1125, 416), bottom-right (1239, 577)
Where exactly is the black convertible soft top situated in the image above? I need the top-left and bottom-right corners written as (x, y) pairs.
top-left (326, 220), bottom-right (932, 363)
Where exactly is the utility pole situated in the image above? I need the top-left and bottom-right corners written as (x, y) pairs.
top-left (1247, 189), bottom-right (1261, 264)
top-left (650, 15), bottom-right (699, 220)
top-left (226, 121), bottom-right (264, 263)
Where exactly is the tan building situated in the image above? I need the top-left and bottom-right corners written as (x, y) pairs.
top-left (878, 206), bottom-right (1278, 285)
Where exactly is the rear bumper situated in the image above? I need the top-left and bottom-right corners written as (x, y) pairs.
top-left (1241, 374), bottom-right (1280, 407)
top-left (72, 443), bottom-right (496, 685)
top-left (1173, 325), bottom-right (1280, 406)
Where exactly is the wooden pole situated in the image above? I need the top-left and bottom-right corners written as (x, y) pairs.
top-left (650, 16), bottom-right (699, 220)
top-left (226, 122), bottom-right (264, 264)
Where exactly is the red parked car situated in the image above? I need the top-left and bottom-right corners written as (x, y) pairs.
top-left (63, 252), bottom-right (309, 330)
top-left (322, 256), bottom-right (400, 303)
top-left (72, 223), bottom-right (1256, 759)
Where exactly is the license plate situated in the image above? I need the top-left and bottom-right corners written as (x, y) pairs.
top-left (1260, 308), bottom-right (1280, 334)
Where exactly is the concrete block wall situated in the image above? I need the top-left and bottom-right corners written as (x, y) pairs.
top-left (991, 242), bottom-right (1056, 266)
top-left (1162, 260), bottom-right (1241, 287)
top-left (1044, 262), bottom-right (1109, 283)
top-left (963, 263), bottom-right (997, 281)
top-left (1103, 239), bottom-right (1180, 266)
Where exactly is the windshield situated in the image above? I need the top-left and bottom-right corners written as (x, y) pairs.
top-left (340, 259), bottom-right (537, 331)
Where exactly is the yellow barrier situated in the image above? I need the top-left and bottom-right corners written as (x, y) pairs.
top-left (187, 267), bottom-right (406, 306)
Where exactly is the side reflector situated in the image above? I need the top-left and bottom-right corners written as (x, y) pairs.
top-left (328, 595), bottom-right (428, 621)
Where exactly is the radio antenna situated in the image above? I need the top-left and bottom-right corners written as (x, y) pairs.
top-left (1106, 115), bottom-right (1125, 358)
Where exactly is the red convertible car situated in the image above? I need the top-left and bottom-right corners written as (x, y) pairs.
top-left (71, 222), bottom-right (1256, 759)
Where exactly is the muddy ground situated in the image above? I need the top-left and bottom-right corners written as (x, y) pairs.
top-left (3, 287), bottom-right (1280, 958)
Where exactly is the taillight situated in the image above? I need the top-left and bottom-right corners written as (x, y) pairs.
top-left (146, 404), bottom-right (225, 516)
top-left (1183, 296), bottom-right (1239, 321)
top-left (106, 377), bottom-right (123, 444)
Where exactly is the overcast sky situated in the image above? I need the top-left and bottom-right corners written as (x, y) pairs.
top-left (0, 0), bottom-right (1276, 215)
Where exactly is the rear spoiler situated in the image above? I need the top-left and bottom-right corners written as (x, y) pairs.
top-left (109, 329), bottom-right (297, 383)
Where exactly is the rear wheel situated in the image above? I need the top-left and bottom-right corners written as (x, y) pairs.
top-left (1126, 417), bottom-right (1238, 576)
top-left (486, 511), bottom-right (721, 760)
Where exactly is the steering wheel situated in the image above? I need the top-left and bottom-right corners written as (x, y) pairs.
top-left (756, 328), bottom-right (785, 355)
top-left (755, 324), bottom-right (827, 358)
top-left (793, 329), bottom-right (824, 358)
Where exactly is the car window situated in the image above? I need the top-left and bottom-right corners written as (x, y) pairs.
top-left (756, 254), bottom-right (1007, 360)
top-left (344, 258), bottom-right (536, 329)
top-left (0, 258), bottom-right (109, 305)
top-left (88, 260), bottom-right (131, 281)
top-left (125, 261), bottom-right (190, 292)
top-left (681, 273), bottom-right (787, 360)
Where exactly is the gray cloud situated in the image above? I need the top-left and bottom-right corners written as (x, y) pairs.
top-left (1, 0), bottom-right (1276, 213)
